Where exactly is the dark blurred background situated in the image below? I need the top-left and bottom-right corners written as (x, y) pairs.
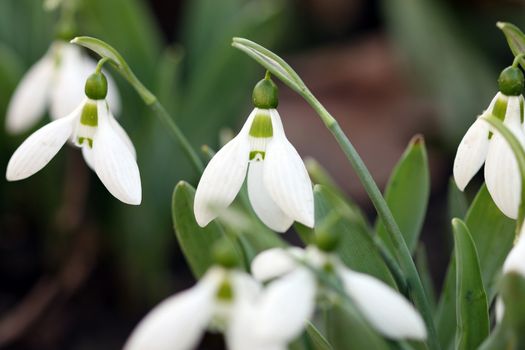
top-left (0, 0), bottom-right (524, 349)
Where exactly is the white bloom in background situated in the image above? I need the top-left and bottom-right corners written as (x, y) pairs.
top-left (454, 92), bottom-right (525, 219)
top-left (251, 246), bottom-right (427, 341)
top-left (496, 225), bottom-right (525, 321)
top-left (6, 40), bottom-right (120, 134)
top-left (194, 77), bottom-right (314, 232)
top-left (6, 72), bottom-right (140, 205)
top-left (125, 267), bottom-right (267, 350)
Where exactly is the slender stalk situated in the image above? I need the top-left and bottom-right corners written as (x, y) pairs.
top-left (148, 101), bottom-right (204, 174)
top-left (301, 89), bottom-right (440, 350)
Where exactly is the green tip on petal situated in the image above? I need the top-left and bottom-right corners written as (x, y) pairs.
top-left (212, 238), bottom-right (238, 268)
top-left (252, 74), bottom-right (279, 109)
top-left (499, 66), bottom-right (524, 96)
top-left (80, 101), bottom-right (98, 127)
top-left (85, 72), bottom-right (108, 100)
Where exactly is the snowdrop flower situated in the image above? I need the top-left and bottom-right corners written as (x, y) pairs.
top-left (454, 66), bottom-right (525, 219)
top-left (194, 74), bottom-right (314, 232)
top-left (251, 239), bottom-right (427, 341)
top-left (6, 40), bottom-right (120, 134)
top-left (125, 240), bottom-right (285, 350)
top-left (6, 71), bottom-right (140, 205)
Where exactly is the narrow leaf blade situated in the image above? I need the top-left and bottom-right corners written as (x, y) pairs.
top-left (452, 218), bottom-right (489, 350)
top-left (171, 181), bottom-right (240, 277)
top-left (376, 135), bottom-right (430, 254)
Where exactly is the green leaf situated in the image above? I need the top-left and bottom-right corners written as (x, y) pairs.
top-left (304, 323), bottom-right (333, 350)
top-left (497, 22), bottom-right (525, 71)
top-left (171, 181), bottom-right (240, 278)
top-left (415, 244), bottom-right (436, 313)
top-left (452, 218), bottom-right (489, 350)
top-left (479, 273), bottom-right (525, 350)
top-left (326, 304), bottom-right (390, 350)
top-left (436, 185), bottom-right (514, 349)
top-left (375, 135), bottom-right (430, 254)
top-left (310, 185), bottom-right (396, 287)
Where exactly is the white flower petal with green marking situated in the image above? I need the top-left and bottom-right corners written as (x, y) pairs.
top-left (6, 41), bottom-right (121, 134)
top-left (126, 267), bottom-right (271, 350)
top-left (248, 161), bottom-right (294, 232)
top-left (6, 95), bottom-right (140, 205)
top-left (339, 268), bottom-right (427, 340)
top-left (92, 101), bottom-right (141, 205)
top-left (263, 110), bottom-right (314, 228)
top-left (484, 95), bottom-right (525, 219)
top-left (5, 52), bottom-right (54, 133)
top-left (6, 111), bottom-right (77, 181)
top-left (194, 108), bottom-right (314, 232)
top-left (250, 246), bottom-right (427, 342)
top-left (124, 269), bottom-right (222, 350)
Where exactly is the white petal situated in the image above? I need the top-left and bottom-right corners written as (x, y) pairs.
top-left (248, 161), bottom-right (294, 232)
top-left (6, 111), bottom-right (77, 181)
top-left (124, 269), bottom-right (221, 350)
top-left (255, 268), bottom-right (316, 342)
top-left (263, 110), bottom-right (314, 227)
top-left (193, 111), bottom-right (256, 226)
top-left (251, 247), bottom-right (303, 282)
top-left (92, 100), bottom-right (141, 205)
top-left (340, 268), bottom-right (427, 340)
top-left (453, 119), bottom-right (490, 191)
top-left (82, 146), bottom-right (95, 171)
top-left (49, 43), bottom-right (88, 120)
top-left (6, 52), bottom-right (54, 133)
top-left (495, 296), bottom-right (504, 323)
top-left (109, 112), bottom-right (136, 158)
top-left (503, 228), bottom-right (525, 277)
top-left (484, 128), bottom-right (525, 219)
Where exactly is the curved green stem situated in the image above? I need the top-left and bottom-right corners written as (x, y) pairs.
top-left (149, 101), bottom-right (204, 174)
top-left (482, 115), bottom-right (525, 236)
top-left (512, 53), bottom-right (525, 68)
top-left (301, 90), bottom-right (439, 350)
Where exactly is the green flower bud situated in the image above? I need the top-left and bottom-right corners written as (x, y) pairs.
top-left (252, 74), bottom-right (279, 109)
top-left (212, 238), bottom-right (238, 268)
top-left (498, 66), bottom-right (524, 96)
top-left (55, 23), bottom-right (76, 42)
top-left (315, 230), bottom-right (340, 252)
top-left (85, 72), bottom-right (108, 100)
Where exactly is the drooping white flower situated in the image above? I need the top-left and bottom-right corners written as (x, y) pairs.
top-left (194, 104), bottom-right (314, 232)
top-left (6, 72), bottom-right (140, 205)
top-left (251, 246), bottom-right (428, 341)
top-left (6, 40), bottom-right (120, 134)
top-left (124, 267), bottom-right (276, 350)
top-left (454, 92), bottom-right (525, 219)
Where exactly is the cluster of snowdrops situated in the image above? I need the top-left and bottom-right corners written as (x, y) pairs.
top-left (5, 18), bottom-right (525, 350)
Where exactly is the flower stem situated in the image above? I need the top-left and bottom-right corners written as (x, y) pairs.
top-left (148, 101), bottom-right (204, 174)
top-left (301, 89), bottom-right (440, 350)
